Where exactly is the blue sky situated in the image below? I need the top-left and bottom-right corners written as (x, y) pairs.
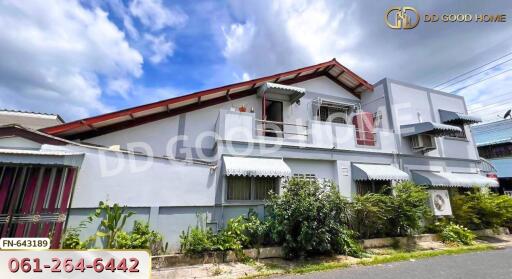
top-left (1, 0), bottom-right (512, 123)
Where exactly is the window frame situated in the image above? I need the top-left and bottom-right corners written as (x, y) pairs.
top-left (319, 105), bottom-right (348, 124)
top-left (225, 176), bottom-right (279, 202)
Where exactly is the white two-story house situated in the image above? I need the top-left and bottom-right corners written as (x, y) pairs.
top-left (0, 59), bottom-right (497, 249)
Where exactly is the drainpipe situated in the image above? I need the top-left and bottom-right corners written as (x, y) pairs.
top-left (262, 93), bottom-right (266, 136)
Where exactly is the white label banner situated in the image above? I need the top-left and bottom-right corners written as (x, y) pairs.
top-left (0, 250), bottom-right (150, 279)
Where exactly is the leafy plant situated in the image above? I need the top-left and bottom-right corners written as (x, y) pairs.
top-left (390, 181), bottom-right (432, 236)
top-left (179, 227), bottom-right (216, 255)
top-left (451, 189), bottom-right (512, 230)
top-left (266, 178), bottom-right (361, 258)
top-left (351, 182), bottom-right (431, 238)
top-left (351, 193), bottom-right (393, 239)
top-left (115, 221), bottom-right (166, 254)
top-left (93, 201), bottom-right (134, 249)
top-left (179, 209), bottom-right (269, 256)
top-left (62, 214), bottom-right (96, 249)
top-left (439, 223), bottom-right (475, 246)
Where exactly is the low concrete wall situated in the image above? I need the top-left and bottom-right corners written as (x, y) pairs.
top-left (361, 234), bottom-right (440, 249)
top-left (152, 246), bottom-right (283, 269)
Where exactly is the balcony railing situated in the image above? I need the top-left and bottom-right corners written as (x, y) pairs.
top-left (217, 110), bottom-right (397, 153)
top-left (255, 119), bottom-right (308, 139)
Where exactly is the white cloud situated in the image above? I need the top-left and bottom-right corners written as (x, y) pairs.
top-left (107, 78), bottom-right (132, 98)
top-left (144, 34), bottom-right (175, 64)
top-left (220, 0), bottom-right (512, 124)
top-left (221, 0), bottom-right (362, 78)
top-left (0, 0), bottom-right (143, 120)
top-left (129, 0), bottom-right (187, 31)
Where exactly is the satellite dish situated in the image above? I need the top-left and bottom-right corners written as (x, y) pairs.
top-left (504, 109), bottom-right (512, 119)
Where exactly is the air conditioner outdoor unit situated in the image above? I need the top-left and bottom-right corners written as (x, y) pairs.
top-left (410, 134), bottom-right (436, 151)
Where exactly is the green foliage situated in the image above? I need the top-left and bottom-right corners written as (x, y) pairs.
top-left (179, 227), bottom-right (216, 255)
top-left (62, 214), bottom-right (96, 249)
top-left (451, 189), bottom-right (512, 230)
top-left (390, 181), bottom-right (432, 236)
top-left (179, 209), bottom-right (269, 256)
top-left (351, 193), bottom-right (393, 239)
top-left (351, 181), bottom-right (431, 238)
top-left (115, 221), bottom-right (166, 254)
top-left (62, 229), bottom-right (85, 249)
top-left (93, 201), bottom-right (135, 249)
top-left (266, 178), bottom-right (361, 258)
top-left (62, 201), bottom-right (165, 253)
top-left (439, 223), bottom-right (475, 246)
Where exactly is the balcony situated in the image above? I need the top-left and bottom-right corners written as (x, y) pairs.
top-left (216, 110), bottom-right (398, 153)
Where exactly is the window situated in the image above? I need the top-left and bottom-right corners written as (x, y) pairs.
top-left (447, 123), bottom-right (466, 139)
top-left (227, 176), bottom-right (251, 200)
top-left (356, 180), bottom-right (391, 195)
top-left (254, 177), bottom-right (276, 200)
top-left (478, 144), bottom-right (512, 159)
top-left (226, 176), bottom-right (278, 201)
top-left (319, 105), bottom-right (347, 124)
top-left (293, 173), bottom-right (317, 181)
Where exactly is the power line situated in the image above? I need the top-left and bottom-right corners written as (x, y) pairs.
top-left (468, 94), bottom-right (512, 112)
top-left (433, 50), bottom-right (512, 89)
top-left (449, 68), bottom-right (512, 94)
top-left (438, 57), bottom-right (512, 90)
top-left (470, 103), bottom-right (510, 113)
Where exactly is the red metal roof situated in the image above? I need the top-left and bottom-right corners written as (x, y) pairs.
top-left (42, 59), bottom-right (373, 140)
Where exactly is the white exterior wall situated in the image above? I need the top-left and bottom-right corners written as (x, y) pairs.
top-left (69, 146), bottom-right (217, 208)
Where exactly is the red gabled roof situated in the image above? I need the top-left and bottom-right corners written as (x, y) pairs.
top-left (42, 58), bottom-right (373, 140)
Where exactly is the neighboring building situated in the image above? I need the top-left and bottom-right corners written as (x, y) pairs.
top-left (472, 119), bottom-right (512, 196)
top-left (0, 59), bottom-right (497, 249)
top-left (0, 109), bottom-right (64, 129)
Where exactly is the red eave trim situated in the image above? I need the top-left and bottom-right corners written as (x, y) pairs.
top-left (43, 59), bottom-right (372, 137)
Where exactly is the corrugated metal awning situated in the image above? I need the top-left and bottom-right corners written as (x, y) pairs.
top-left (400, 122), bottom-right (461, 137)
top-left (0, 148), bottom-right (84, 166)
top-left (352, 163), bottom-right (409, 181)
top-left (439, 109), bottom-right (481, 125)
top-left (257, 82), bottom-right (306, 104)
top-left (411, 171), bottom-right (499, 188)
top-left (223, 156), bottom-right (292, 177)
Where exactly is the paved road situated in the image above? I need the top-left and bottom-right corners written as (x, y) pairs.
top-left (276, 248), bottom-right (512, 279)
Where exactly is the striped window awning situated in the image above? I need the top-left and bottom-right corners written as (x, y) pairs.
top-left (400, 122), bottom-right (461, 137)
top-left (223, 156), bottom-right (292, 177)
top-left (352, 163), bottom-right (409, 181)
top-left (411, 171), bottom-right (499, 188)
top-left (439, 109), bottom-right (482, 125)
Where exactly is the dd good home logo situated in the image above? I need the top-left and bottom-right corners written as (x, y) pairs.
top-left (385, 7), bottom-right (420, 29)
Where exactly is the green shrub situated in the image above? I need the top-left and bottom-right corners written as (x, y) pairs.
top-left (179, 210), bottom-right (270, 256)
top-left (351, 193), bottom-right (393, 239)
top-left (439, 223), bottom-right (475, 246)
top-left (266, 178), bottom-right (361, 258)
top-left (62, 229), bottom-right (86, 249)
top-left (351, 182), bottom-right (431, 238)
top-left (179, 227), bottom-right (216, 255)
top-left (451, 189), bottom-right (512, 230)
top-left (115, 221), bottom-right (166, 254)
top-left (390, 181), bottom-right (432, 236)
